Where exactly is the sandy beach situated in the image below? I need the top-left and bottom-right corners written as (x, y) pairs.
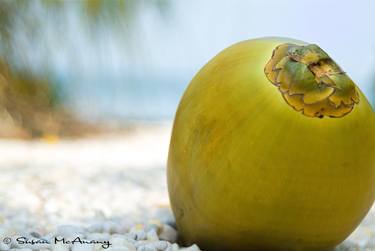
top-left (0, 123), bottom-right (374, 250)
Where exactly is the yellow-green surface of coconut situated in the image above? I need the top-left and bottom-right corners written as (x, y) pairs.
top-left (167, 37), bottom-right (375, 251)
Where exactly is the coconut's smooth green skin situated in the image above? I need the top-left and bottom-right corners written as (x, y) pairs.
top-left (167, 37), bottom-right (375, 251)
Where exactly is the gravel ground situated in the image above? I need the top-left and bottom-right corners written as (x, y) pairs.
top-left (0, 123), bottom-right (374, 251)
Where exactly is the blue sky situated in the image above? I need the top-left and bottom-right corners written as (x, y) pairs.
top-left (52, 1), bottom-right (374, 91)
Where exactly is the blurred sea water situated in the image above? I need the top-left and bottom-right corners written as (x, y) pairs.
top-left (61, 73), bottom-right (188, 122)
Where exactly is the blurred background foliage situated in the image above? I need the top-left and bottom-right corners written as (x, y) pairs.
top-left (0, 0), bottom-right (170, 138)
top-left (0, 0), bottom-right (374, 139)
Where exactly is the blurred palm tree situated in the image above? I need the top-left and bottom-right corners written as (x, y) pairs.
top-left (0, 0), bottom-right (170, 138)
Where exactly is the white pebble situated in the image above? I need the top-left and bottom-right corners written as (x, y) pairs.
top-left (123, 239), bottom-right (137, 248)
top-left (109, 235), bottom-right (126, 247)
top-left (28, 243), bottom-right (51, 250)
top-left (43, 232), bottom-right (57, 241)
top-left (136, 241), bottom-right (169, 251)
top-left (28, 232), bottom-right (41, 239)
top-left (123, 241), bottom-right (137, 251)
top-left (72, 243), bottom-right (93, 251)
top-left (0, 242), bottom-right (10, 251)
top-left (86, 224), bottom-right (103, 233)
top-left (8, 249), bottom-right (33, 251)
top-left (134, 231), bottom-right (147, 241)
top-left (56, 225), bottom-right (85, 238)
top-left (86, 233), bottom-right (111, 242)
top-left (152, 208), bottom-right (175, 225)
top-left (146, 220), bottom-right (162, 233)
top-left (103, 222), bottom-right (118, 234)
top-left (146, 229), bottom-right (159, 241)
top-left (10, 236), bottom-right (24, 248)
top-left (165, 243), bottom-right (179, 251)
top-left (124, 233), bottom-right (137, 241)
top-left (0, 227), bottom-right (8, 239)
top-left (152, 241), bottom-right (169, 250)
top-left (130, 225), bottom-right (145, 232)
top-left (180, 244), bottom-right (201, 251)
top-left (129, 224), bottom-right (147, 241)
top-left (158, 225), bottom-right (177, 243)
top-left (109, 247), bottom-right (135, 251)
top-left (51, 243), bottom-right (69, 251)
top-left (137, 246), bottom-right (156, 251)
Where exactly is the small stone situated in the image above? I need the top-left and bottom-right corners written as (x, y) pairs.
top-left (137, 246), bottom-right (156, 251)
top-left (130, 224), bottom-right (145, 232)
top-left (134, 231), bottom-right (147, 241)
top-left (109, 235), bottom-right (126, 247)
top-left (103, 222), bottom-right (118, 234)
top-left (146, 229), bottom-right (159, 241)
top-left (86, 233), bottom-right (110, 242)
top-left (28, 243), bottom-right (51, 250)
top-left (92, 244), bottom-right (104, 251)
top-left (86, 224), bottom-right (103, 233)
top-left (0, 227), bottom-right (8, 239)
top-left (165, 243), bottom-right (179, 251)
top-left (8, 249), bottom-right (33, 251)
top-left (158, 225), bottom-right (177, 243)
top-left (71, 243), bottom-right (93, 251)
top-left (152, 208), bottom-right (175, 226)
top-left (134, 241), bottom-right (150, 248)
top-left (51, 243), bottom-right (69, 251)
top-left (136, 241), bottom-right (169, 251)
top-left (10, 235), bottom-right (24, 248)
top-left (0, 242), bottom-right (10, 251)
top-left (335, 240), bottom-right (361, 251)
top-left (123, 241), bottom-right (137, 251)
top-left (152, 241), bottom-right (169, 250)
top-left (180, 244), bottom-right (201, 251)
top-left (43, 232), bottom-right (56, 241)
top-left (124, 233), bottom-right (137, 241)
top-left (146, 220), bottom-right (162, 234)
top-left (115, 218), bottom-right (136, 233)
top-left (109, 247), bottom-right (135, 251)
top-left (29, 232), bottom-right (41, 239)
top-left (56, 225), bottom-right (85, 238)
top-left (129, 224), bottom-right (147, 241)
top-left (105, 248), bottom-right (123, 251)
